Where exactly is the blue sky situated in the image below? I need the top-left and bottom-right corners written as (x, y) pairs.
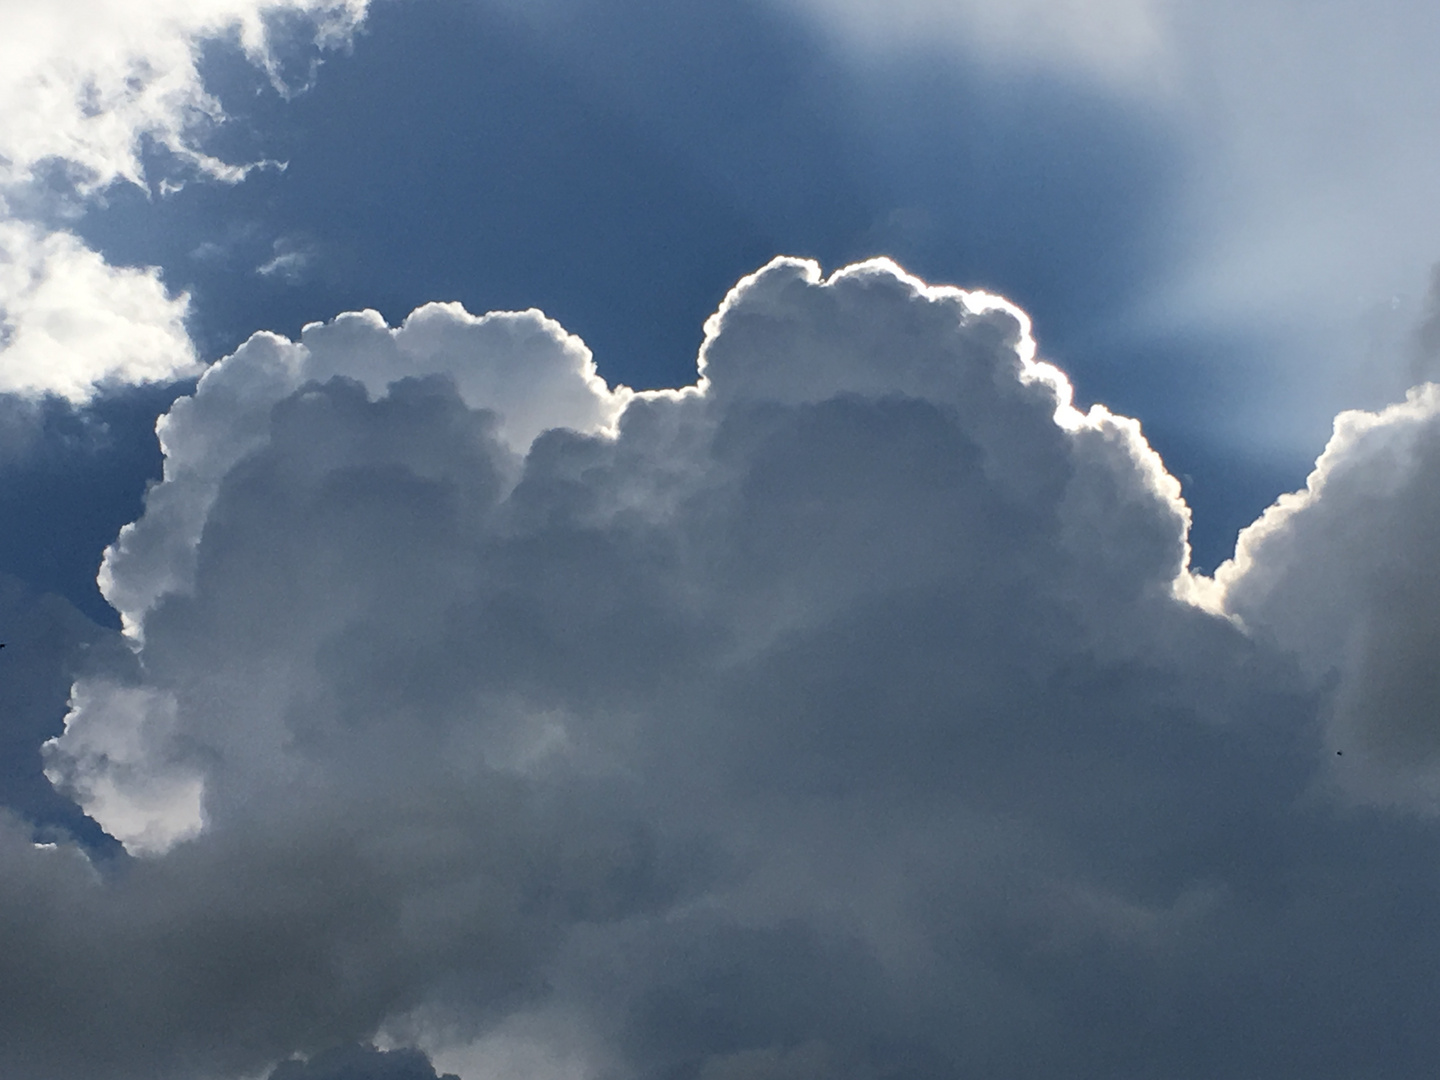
top-left (5, 2), bottom-right (1440, 1078)
top-left (25, 0), bottom-right (1297, 607)
top-left (14, 0), bottom-right (1432, 617)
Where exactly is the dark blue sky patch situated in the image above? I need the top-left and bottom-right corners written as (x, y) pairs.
top-left (266, 1044), bottom-right (459, 1080)
top-left (0, 382), bottom-right (189, 627)
top-left (0, 576), bottom-right (128, 851)
top-left (77, 0), bottom-right (1178, 393)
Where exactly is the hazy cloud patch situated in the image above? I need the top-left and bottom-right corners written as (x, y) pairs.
top-left (257, 235), bottom-right (318, 283)
top-left (0, 219), bottom-right (198, 400)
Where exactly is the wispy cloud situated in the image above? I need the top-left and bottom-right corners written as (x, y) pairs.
top-left (0, 0), bottom-right (367, 401)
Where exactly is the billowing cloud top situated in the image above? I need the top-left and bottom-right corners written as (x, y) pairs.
top-left (10, 256), bottom-right (1440, 1078)
top-left (54, 256), bottom-right (1195, 851)
top-left (779, 0), bottom-right (1440, 449)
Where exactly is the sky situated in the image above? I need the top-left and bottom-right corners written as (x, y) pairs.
top-left (3, 1), bottom-right (1440, 1078)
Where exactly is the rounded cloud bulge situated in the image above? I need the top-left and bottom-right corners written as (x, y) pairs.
top-left (8, 257), bottom-right (1440, 1079)
top-left (1219, 382), bottom-right (1440, 808)
top-left (91, 299), bottom-right (629, 644)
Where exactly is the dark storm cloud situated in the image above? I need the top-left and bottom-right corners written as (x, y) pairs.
top-left (2, 258), bottom-right (1438, 1079)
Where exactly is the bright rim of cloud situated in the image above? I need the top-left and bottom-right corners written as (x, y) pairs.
top-left (782, 0), bottom-right (1440, 451)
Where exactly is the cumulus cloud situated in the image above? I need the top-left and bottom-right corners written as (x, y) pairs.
top-left (0, 574), bottom-right (132, 835)
top-left (1220, 382), bottom-right (1440, 807)
top-left (5, 258), bottom-right (1440, 1079)
top-left (0, 0), bottom-right (367, 401)
top-left (95, 300), bottom-right (625, 640)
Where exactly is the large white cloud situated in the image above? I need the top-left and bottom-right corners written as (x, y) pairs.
top-left (0, 257), bottom-right (1435, 1079)
top-left (0, 0), bottom-right (367, 401)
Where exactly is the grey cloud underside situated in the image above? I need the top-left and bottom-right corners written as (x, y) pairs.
top-left (7, 258), bottom-right (1440, 1079)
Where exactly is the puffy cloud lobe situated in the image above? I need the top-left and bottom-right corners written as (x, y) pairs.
top-left (65, 299), bottom-right (624, 851)
top-left (0, 220), bottom-right (198, 400)
top-left (0, 0), bottom-right (367, 401)
top-left (1221, 382), bottom-right (1440, 806)
top-left (97, 301), bottom-right (626, 639)
top-left (10, 257), bottom-right (1440, 1079)
top-left (44, 682), bottom-right (204, 855)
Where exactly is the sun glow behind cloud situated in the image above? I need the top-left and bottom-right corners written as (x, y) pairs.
top-left (786, 0), bottom-right (1440, 452)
